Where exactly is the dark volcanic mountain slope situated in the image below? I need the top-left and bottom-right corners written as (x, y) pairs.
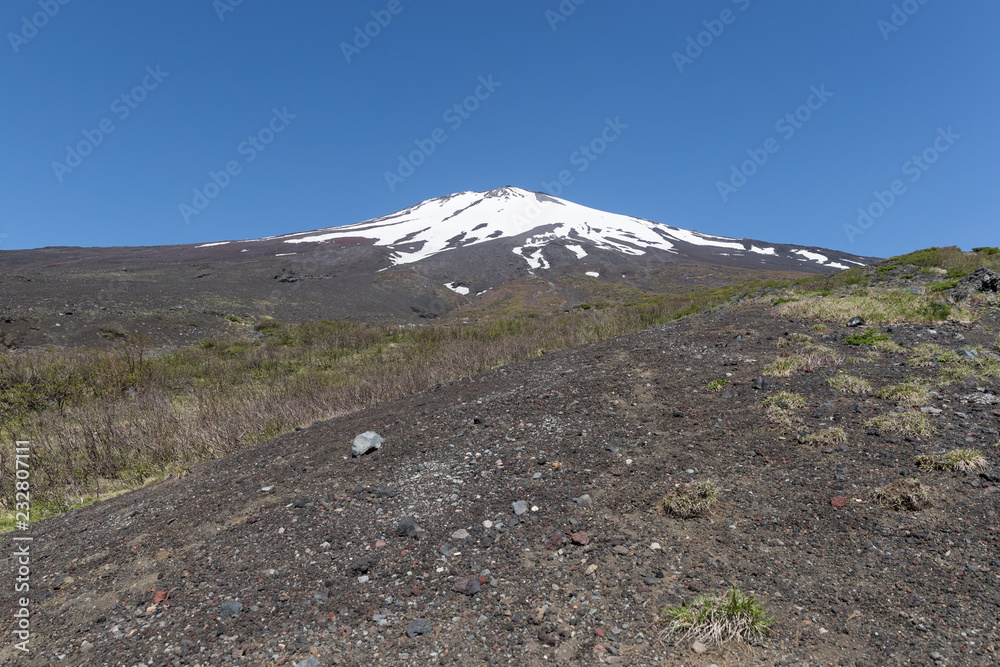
top-left (3, 303), bottom-right (997, 666)
top-left (0, 187), bottom-right (875, 349)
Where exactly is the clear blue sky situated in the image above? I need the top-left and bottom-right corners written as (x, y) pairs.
top-left (2, 1), bottom-right (997, 257)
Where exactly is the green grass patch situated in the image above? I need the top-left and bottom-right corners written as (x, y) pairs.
top-left (866, 411), bottom-right (933, 437)
top-left (927, 279), bottom-right (959, 293)
top-left (659, 587), bottom-right (774, 647)
top-left (778, 289), bottom-right (962, 324)
top-left (706, 379), bottom-right (730, 392)
top-left (844, 329), bottom-right (891, 346)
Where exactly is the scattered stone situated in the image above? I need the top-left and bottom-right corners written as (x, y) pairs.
top-left (351, 431), bottom-right (383, 457)
top-left (570, 531), bottom-right (590, 546)
top-left (220, 600), bottom-right (242, 618)
top-left (348, 554), bottom-right (379, 574)
top-left (958, 349), bottom-right (979, 361)
top-left (80, 640), bottom-right (93, 653)
top-left (512, 500), bottom-right (529, 515)
top-left (376, 486), bottom-right (397, 498)
top-left (538, 631), bottom-right (558, 646)
top-left (397, 517), bottom-right (421, 538)
top-left (846, 316), bottom-right (865, 328)
top-left (451, 528), bottom-right (470, 540)
top-left (649, 542), bottom-right (662, 550)
top-left (543, 532), bottom-right (565, 550)
top-left (752, 376), bottom-right (775, 391)
top-left (406, 618), bottom-right (432, 638)
top-left (452, 578), bottom-right (481, 596)
top-left (691, 640), bottom-right (709, 654)
top-left (830, 496), bottom-right (848, 509)
top-left (920, 406), bottom-right (942, 415)
top-left (585, 564), bottom-right (598, 576)
top-left (294, 658), bottom-right (321, 667)
top-left (576, 494), bottom-right (593, 508)
top-left (482, 520), bottom-right (493, 529)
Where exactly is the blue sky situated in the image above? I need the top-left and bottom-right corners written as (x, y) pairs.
top-left (1, 1), bottom-right (996, 257)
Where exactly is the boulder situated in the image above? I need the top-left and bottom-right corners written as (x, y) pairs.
top-left (960, 265), bottom-right (1000, 293)
top-left (351, 431), bottom-right (383, 457)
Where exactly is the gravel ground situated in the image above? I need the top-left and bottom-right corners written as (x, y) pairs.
top-left (2, 301), bottom-right (999, 666)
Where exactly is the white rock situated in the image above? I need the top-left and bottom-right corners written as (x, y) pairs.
top-left (351, 431), bottom-right (383, 457)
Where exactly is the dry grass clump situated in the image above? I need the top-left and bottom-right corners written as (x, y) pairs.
top-left (774, 333), bottom-right (813, 348)
top-left (877, 381), bottom-right (931, 407)
top-left (865, 411), bottom-right (934, 437)
top-left (916, 448), bottom-right (989, 473)
top-left (659, 587), bottom-right (773, 648)
top-left (762, 347), bottom-right (842, 377)
top-left (871, 478), bottom-right (932, 511)
top-left (763, 354), bottom-right (807, 377)
top-left (801, 427), bottom-right (848, 446)
top-left (662, 481), bottom-right (721, 518)
top-left (761, 391), bottom-right (805, 428)
top-left (827, 374), bottom-right (873, 394)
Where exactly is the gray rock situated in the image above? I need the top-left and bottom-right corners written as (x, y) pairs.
top-left (397, 517), bottom-right (419, 537)
top-left (351, 431), bottom-right (383, 457)
top-left (294, 658), bottom-right (321, 667)
top-left (957, 349), bottom-right (979, 360)
top-left (846, 316), bottom-right (865, 327)
top-left (752, 377), bottom-right (775, 391)
top-left (512, 500), bottom-right (529, 515)
top-left (576, 494), bottom-right (593, 508)
top-left (960, 265), bottom-right (1000, 293)
top-left (220, 600), bottom-right (242, 618)
top-left (406, 618), bottom-right (433, 638)
top-left (451, 529), bottom-right (470, 540)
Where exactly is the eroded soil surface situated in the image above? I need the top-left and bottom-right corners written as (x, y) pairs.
top-left (2, 303), bottom-right (999, 666)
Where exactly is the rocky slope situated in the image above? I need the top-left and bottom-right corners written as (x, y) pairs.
top-left (2, 294), bottom-right (999, 666)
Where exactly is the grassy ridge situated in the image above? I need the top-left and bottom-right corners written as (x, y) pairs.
top-left (0, 280), bottom-right (774, 517)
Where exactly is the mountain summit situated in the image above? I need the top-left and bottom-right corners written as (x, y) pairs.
top-left (270, 186), bottom-right (871, 274)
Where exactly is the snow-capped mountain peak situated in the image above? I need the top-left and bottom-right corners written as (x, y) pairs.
top-left (275, 187), bottom-right (869, 273)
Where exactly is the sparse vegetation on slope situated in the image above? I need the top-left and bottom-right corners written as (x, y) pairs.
top-left (0, 280), bottom-right (775, 515)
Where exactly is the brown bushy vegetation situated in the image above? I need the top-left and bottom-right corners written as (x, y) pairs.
top-left (0, 281), bottom-right (772, 517)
